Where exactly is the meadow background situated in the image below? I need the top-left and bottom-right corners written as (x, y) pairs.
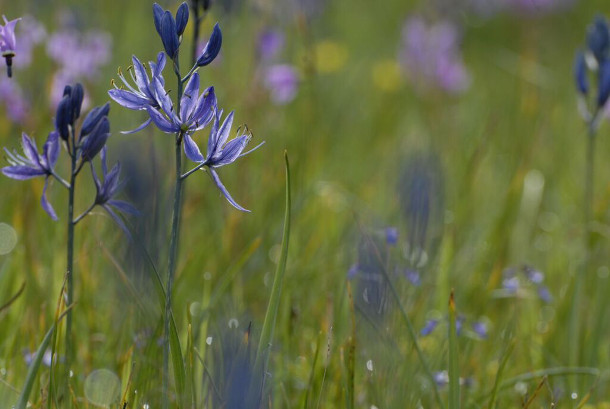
top-left (0, 0), bottom-right (609, 407)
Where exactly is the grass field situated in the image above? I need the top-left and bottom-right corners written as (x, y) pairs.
top-left (1, 0), bottom-right (610, 407)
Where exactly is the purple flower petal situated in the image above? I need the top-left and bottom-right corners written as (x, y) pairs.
top-left (212, 134), bottom-right (249, 167)
top-left (103, 204), bottom-right (133, 240)
top-left (146, 106), bottom-right (179, 133)
top-left (108, 199), bottom-right (139, 216)
top-left (120, 117), bottom-right (152, 135)
top-left (184, 134), bottom-right (205, 163)
top-left (2, 165), bottom-right (45, 180)
top-left (108, 88), bottom-right (149, 110)
top-left (41, 177), bottom-right (58, 221)
top-left (21, 133), bottom-right (41, 167)
top-left (209, 168), bottom-right (250, 212)
top-left (181, 73), bottom-right (200, 122)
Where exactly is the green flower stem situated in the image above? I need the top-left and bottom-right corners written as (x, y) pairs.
top-left (163, 60), bottom-right (185, 409)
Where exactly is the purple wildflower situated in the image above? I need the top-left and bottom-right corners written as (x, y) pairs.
top-left (258, 29), bottom-right (284, 61)
top-left (347, 263), bottom-right (359, 279)
top-left (182, 108), bottom-right (263, 212)
top-left (420, 319), bottom-right (439, 336)
top-left (537, 285), bottom-right (553, 303)
top-left (399, 16), bottom-right (470, 94)
top-left (264, 64), bottom-right (299, 104)
top-left (2, 132), bottom-right (60, 220)
top-left (472, 321), bottom-right (488, 339)
top-left (0, 77), bottom-right (28, 122)
top-left (0, 15), bottom-right (20, 77)
top-left (434, 371), bottom-right (449, 388)
top-left (404, 269), bottom-right (421, 286)
top-left (385, 227), bottom-right (398, 246)
top-left (108, 52), bottom-right (167, 134)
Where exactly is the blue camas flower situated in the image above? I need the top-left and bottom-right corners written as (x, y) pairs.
top-left (2, 132), bottom-right (60, 220)
top-left (108, 52), bottom-right (166, 134)
top-left (91, 147), bottom-right (138, 236)
top-left (146, 72), bottom-right (216, 135)
top-left (575, 15), bottom-right (610, 112)
top-left (182, 108), bottom-right (263, 211)
top-left (0, 15), bottom-right (20, 77)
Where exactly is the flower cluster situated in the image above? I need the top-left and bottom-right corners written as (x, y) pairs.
top-left (0, 15), bottom-right (20, 77)
top-left (109, 2), bottom-right (261, 211)
top-left (497, 265), bottom-right (552, 303)
top-left (574, 15), bottom-right (610, 124)
top-left (2, 83), bottom-right (135, 232)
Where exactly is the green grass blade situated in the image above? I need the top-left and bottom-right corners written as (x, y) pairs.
top-left (256, 151), bottom-right (292, 373)
top-left (448, 290), bottom-right (460, 409)
top-left (16, 324), bottom-right (55, 409)
top-left (487, 339), bottom-right (515, 409)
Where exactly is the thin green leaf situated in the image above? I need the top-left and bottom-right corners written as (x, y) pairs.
top-left (448, 290), bottom-right (460, 409)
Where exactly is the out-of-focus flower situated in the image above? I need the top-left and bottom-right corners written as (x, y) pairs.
top-left (13, 15), bottom-right (45, 69)
top-left (472, 321), bottom-right (488, 339)
top-left (47, 28), bottom-right (111, 106)
top-left (264, 64), bottom-right (299, 104)
top-left (108, 52), bottom-right (167, 134)
top-left (420, 319), bottom-right (439, 336)
top-left (397, 153), bottom-right (444, 266)
top-left (258, 29), bottom-right (284, 61)
top-left (0, 77), bottom-right (28, 122)
top-left (0, 15), bottom-right (20, 77)
top-left (183, 108), bottom-right (262, 211)
top-left (399, 16), bottom-right (470, 94)
top-left (385, 227), bottom-right (398, 246)
top-left (2, 132), bottom-right (60, 219)
top-left (314, 40), bottom-right (348, 73)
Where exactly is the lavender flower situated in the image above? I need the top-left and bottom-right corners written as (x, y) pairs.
top-left (182, 107), bottom-right (263, 211)
top-left (471, 321), bottom-right (488, 339)
top-left (264, 64), bottom-right (299, 104)
top-left (146, 72), bottom-right (216, 135)
top-left (153, 3), bottom-right (189, 59)
top-left (13, 15), bottom-right (45, 69)
top-left (258, 29), bottom-right (284, 61)
top-left (420, 319), bottom-right (439, 336)
top-left (108, 52), bottom-right (167, 133)
top-left (2, 132), bottom-right (60, 219)
top-left (0, 77), bottom-right (28, 122)
top-left (399, 16), bottom-right (470, 94)
top-left (91, 147), bottom-right (138, 236)
top-left (385, 227), bottom-right (398, 246)
top-left (0, 15), bottom-right (20, 77)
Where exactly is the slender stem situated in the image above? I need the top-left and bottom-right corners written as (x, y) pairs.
top-left (191, 1), bottom-right (201, 66)
top-left (50, 170), bottom-right (70, 189)
top-left (181, 162), bottom-right (206, 180)
top-left (73, 202), bottom-right (96, 225)
top-left (64, 127), bottom-right (77, 399)
top-left (569, 115), bottom-right (596, 387)
top-left (163, 62), bottom-right (185, 409)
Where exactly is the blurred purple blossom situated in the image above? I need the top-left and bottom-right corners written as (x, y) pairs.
top-left (0, 77), bottom-right (29, 122)
top-left (404, 269), bottom-right (421, 286)
top-left (385, 227), bottom-right (398, 245)
top-left (13, 15), bottom-right (45, 68)
top-left (420, 319), bottom-right (439, 336)
top-left (264, 64), bottom-right (299, 104)
top-left (472, 321), bottom-right (488, 339)
top-left (0, 15), bottom-right (20, 77)
top-left (399, 16), bottom-right (470, 94)
top-left (47, 29), bottom-right (111, 106)
top-left (258, 29), bottom-right (284, 61)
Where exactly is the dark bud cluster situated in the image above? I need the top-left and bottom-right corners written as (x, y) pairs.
top-left (575, 15), bottom-right (610, 110)
top-left (153, 2), bottom-right (190, 60)
top-left (55, 83), bottom-right (111, 162)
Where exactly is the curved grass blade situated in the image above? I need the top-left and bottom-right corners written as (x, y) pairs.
top-left (256, 151), bottom-right (292, 378)
top-left (487, 339), bottom-right (515, 409)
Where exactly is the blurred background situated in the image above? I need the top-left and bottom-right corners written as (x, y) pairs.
top-left (1, 0), bottom-right (610, 407)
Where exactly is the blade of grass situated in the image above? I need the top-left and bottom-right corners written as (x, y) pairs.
top-left (256, 151), bottom-right (292, 373)
top-left (448, 290), bottom-right (459, 409)
top-left (16, 307), bottom-right (72, 409)
top-left (0, 281), bottom-right (25, 314)
top-left (303, 332), bottom-right (322, 409)
top-left (487, 339), bottom-right (515, 409)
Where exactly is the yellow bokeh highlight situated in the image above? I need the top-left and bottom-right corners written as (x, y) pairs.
top-left (314, 40), bottom-right (349, 73)
top-left (372, 60), bottom-right (404, 92)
